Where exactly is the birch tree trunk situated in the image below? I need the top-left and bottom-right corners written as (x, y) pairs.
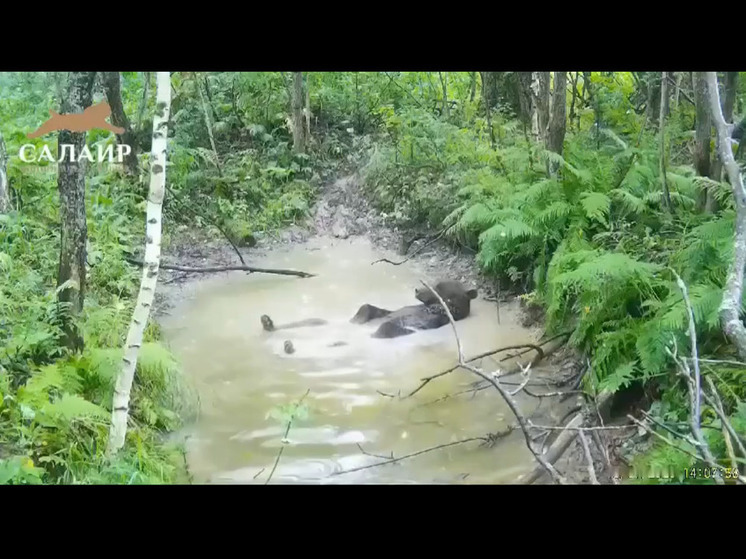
top-left (439, 72), bottom-right (449, 119)
top-left (57, 71), bottom-right (95, 352)
top-left (102, 72), bottom-right (139, 176)
top-left (706, 72), bottom-right (746, 361)
top-left (0, 131), bottom-right (9, 213)
top-left (709, 72), bottom-right (739, 211)
top-left (291, 72), bottom-right (306, 153)
top-left (107, 71), bottom-right (171, 456)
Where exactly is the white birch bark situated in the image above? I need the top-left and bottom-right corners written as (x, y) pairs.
top-left (0, 132), bottom-right (9, 213)
top-left (706, 72), bottom-right (746, 361)
top-left (107, 72), bottom-right (171, 456)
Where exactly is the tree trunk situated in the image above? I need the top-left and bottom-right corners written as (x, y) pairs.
top-left (673, 72), bottom-right (682, 108)
top-left (101, 72), bottom-right (139, 176)
top-left (568, 72), bottom-right (579, 131)
top-left (646, 72), bottom-right (662, 127)
top-left (469, 72), bottom-right (477, 103)
top-left (107, 71), bottom-right (171, 456)
top-left (538, 72), bottom-right (551, 142)
top-left (529, 72), bottom-right (541, 142)
top-left (136, 72), bottom-right (151, 132)
top-left (658, 72), bottom-right (673, 213)
top-left (546, 72), bottom-right (567, 176)
top-left (291, 71), bottom-right (306, 153)
top-left (693, 72), bottom-right (712, 212)
top-left (482, 72), bottom-right (495, 148)
top-left (439, 72), bottom-right (449, 119)
top-left (304, 73), bottom-right (311, 141)
top-left (197, 73), bottom-right (222, 176)
top-left (57, 71), bottom-right (95, 352)
top-left (706, 72), bottom-right (746, 362)
top-left (0, 131), bottom-right (9, 213)
top-left (709, 72), bottom-right (740, 211)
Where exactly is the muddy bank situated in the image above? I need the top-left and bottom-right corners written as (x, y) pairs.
top-left (154, 173), bottom-right (631, 484)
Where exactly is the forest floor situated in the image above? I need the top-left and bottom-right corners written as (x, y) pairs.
top-left (153, 170), bottom-right (637, 485)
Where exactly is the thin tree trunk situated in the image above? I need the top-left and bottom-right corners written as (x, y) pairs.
top-left (568, 72), bottom-right (579, 132)
top-left (107, 71), bottom-right (171, 456)
top-left (693, 72), bottom-right (712, 212)
top-left (101, 72), bottom-right (139, 176)
top-left (538, 72), bottom-right (551, 143)
top-left (646, 72), bottom-right (662, 128)
top-left (304, 73), bottom-right (311, 141)
top-left (57, 71), bottom-right (95, 352)
top-left (439, 72), bottom-right (449, 119)
top-left (709, 72), bottom-right (740, 211)
top-left (0, 132), bottom-right (9, 213)
top-left (136, 72), bottom-right (151, 132)
top-left (706, 72), bottom-right (746, 361)
top-left (673, 72), bottom-right (682, 109)
top-left (469, 72), bottom-right (477, 102)
top-left (529, 72), bottom-right (541, 143)
top-left (482, 72), bottom-right (495, 149)
top-left (292, 72), bottom-right (306, 153)
top-left (658, 72), bottom-right (673, 213)
top-left (546, 72), bottom-right (567, 176)
top-left (197, 73), bottom-right (222, 176)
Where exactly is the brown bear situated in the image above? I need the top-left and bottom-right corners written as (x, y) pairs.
top-left (350, 280), bottom-right (478, 338)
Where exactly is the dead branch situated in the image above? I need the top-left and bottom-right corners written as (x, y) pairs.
top-left (666, 270), bottom-right (723, 478)
top-left (516, 390), bottom-right (613, 484)
top-left (371, 225), bottom-right (454, 266)
top-left (331, 437), bottom-right (489, 477)
top-left (165, 185), bottom-right (246, 266)
top-left (703, 377), bottom-right (746, 460)
top-left (627, 414), bottom-right (703, 464)
top-left (404, 342), bottom-right (548, 398)
top-left (578, 430), bottom-right (600, 485)
top-left (706, 72), bottom-right (746, 361)
top-left (420, 280), bottom-right (566, 484)
top-left (126, 257), bottom-right (315, 278)
top-left (670, 269), bottom-right (703, 430)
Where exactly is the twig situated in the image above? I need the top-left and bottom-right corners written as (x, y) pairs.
top-left (405, 343), bottom-right (548, 398)
top-left (528, 423), bottom-right (635, 432)
top-left (126, 257), bottom-right (315, 278)
top-left (703, 377), bottom-right (746, 460)
top-left (627, 414), bottom-right (704, 464)
top-left (670, 268), bottom-right (702, 430)
top-left (578, 430), bottom-right (600, 485)
top-left (356, 443), bottom-right (394, 461)
top-left (331, 437), bottom-right (488, 476)
top-left (165, 185), bottom-right (246, 266)
top-left (371, 225), bottom-right (454, 266)
top-left (420, 280), bottom-right (566, 484)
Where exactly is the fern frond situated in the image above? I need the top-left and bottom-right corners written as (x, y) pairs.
top-left (579, 191), bottom-right (611, 225)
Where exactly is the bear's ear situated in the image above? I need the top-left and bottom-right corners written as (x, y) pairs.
top-left (467, 288), bottom-right (478, 299)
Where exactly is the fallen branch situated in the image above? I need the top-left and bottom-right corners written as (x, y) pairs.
top-left (516, 390), bottom-right (613, 485)
top-left (371, 225), bottom-right (454, 266)
top-left (420, 280), bottom-right (566, 484)
top-left (404, 342), bottom-right (549, 399)
top-left (125, 257), bottom-right (316, 278)
top-left (331, 437), bottom-right (489, 477)
top-left (578, 430), bottom-right (600, 485)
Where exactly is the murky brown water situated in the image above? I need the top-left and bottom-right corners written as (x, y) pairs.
top-left (161, 236), bottom-right (546, 484)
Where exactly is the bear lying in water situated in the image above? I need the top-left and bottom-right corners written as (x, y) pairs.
top-left (261, 280), bottom-right (477, 340)
top-left (349, 280), bottom-right (478, 338)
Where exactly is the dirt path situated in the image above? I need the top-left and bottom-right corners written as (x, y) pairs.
top-left (154, 172), bottom-right (630, 484)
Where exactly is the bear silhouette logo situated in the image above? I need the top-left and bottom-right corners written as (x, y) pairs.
top-left (27, 101), bottom-right (125, 139)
